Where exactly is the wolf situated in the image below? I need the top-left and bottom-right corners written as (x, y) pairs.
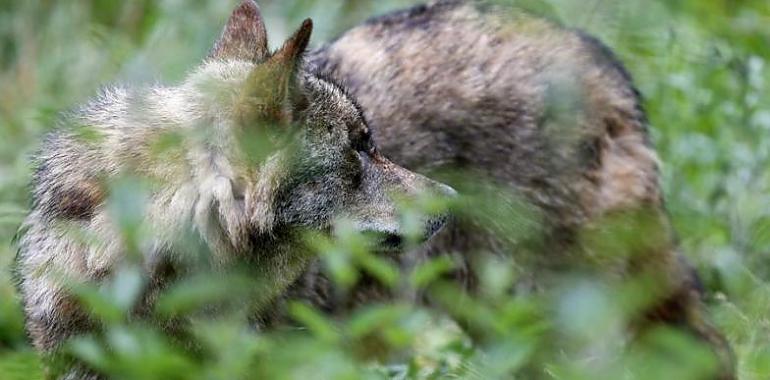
top-left (306, 0), bottom-right (735, 378)
top-left (13, 1), bottom-right (452, 378)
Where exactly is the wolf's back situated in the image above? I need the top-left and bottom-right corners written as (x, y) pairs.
top-left (309, 0), bottom-right (658, 225)
top-left (308, 1), bottom-right (734, 378)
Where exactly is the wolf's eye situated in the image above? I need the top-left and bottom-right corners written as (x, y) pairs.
top-left (350, 124), bottom-right (376, 155)
top-left (354, 139), bottom-right (376, 155)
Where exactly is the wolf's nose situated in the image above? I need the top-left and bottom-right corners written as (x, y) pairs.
top-left (363, 230), bottom-right (404, 251)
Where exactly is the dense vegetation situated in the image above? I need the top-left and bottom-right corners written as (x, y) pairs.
top-left (1, 0), bottom-right (768, 379)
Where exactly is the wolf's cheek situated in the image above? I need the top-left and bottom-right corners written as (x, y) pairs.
top-left (275, 176), bottom-right (347, 229)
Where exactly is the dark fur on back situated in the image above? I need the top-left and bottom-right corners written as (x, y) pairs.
top-left (307, 1), bottom-right (735, 378)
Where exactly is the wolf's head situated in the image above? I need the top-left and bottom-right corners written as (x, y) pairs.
top-left (182, 0), bottom-right (454, 253)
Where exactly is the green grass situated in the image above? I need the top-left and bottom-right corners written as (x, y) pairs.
top-left (1, 0), bottom-right (769, 379)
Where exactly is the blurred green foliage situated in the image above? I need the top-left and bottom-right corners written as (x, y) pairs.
top-left (1, 0), bottom-right (769, 379)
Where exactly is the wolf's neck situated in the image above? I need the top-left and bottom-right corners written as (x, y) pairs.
top-left (138, 64), bottom-right (287, 261)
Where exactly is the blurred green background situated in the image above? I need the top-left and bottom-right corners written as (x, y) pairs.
top-left (1, 0), bottom-right (769, 379)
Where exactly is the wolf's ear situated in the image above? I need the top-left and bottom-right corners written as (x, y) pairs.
top-left (270, 18), bottom-right (313, 68)
top-left (235, 19), bottom-right (313, 125)
top-left (209, 0), bottom-right (269, 62)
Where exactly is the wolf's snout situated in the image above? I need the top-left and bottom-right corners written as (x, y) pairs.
top-left (348, 155), bottom-right (456, 252)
